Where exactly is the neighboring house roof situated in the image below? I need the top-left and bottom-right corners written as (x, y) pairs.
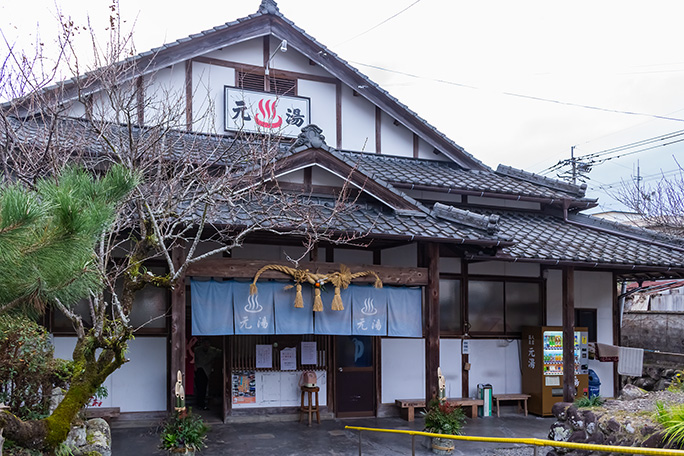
top-left (6, 0), bottom-right (487, 172)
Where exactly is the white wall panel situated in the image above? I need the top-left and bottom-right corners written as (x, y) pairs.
top-left (380, 114), bottom-right (413, 158)
top-left (468, 261), bottom-right (540, 277)
top-left (439, 339), bottom-right (463, 398)
top-left (205, 39), bottom-right (263, 66)
top-left (341, 86), bottom-right (375, 152)
top-left (381, 338), bottom-right (425, 403)
top-left (145, 65), bottom-right (186, 125)
top-left (191, 61), bottom-right (236, 134)
top-left (382, 244), bottom-right (418, 268)
top-left (468, 339), bottom-right (522, 397)
top-left (297, 79), bottom-right (336, 142)
top-left (52, 336), bottom-right (167, 412)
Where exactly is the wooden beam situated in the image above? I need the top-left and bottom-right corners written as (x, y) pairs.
top-left (462, 259), bottom-right (469, 397)
top-left (186, 258), bottom-right (428, 286)
top-left (413, 133), bottom-right (419, 159)
top-left (336, 82), bottom-right (342, 149)
top-left (375, 106), bottom-right (382, 154)
top-left (562, 266), bottom-right (575, 402)
top-left (425, 243), bottom-right (440, 403)
top-left (185, 60), bottom-right (192, 130)
top-left (170, 244), bottom-right (187, 412)
top-left (136, 76), bottom-right (144, 126)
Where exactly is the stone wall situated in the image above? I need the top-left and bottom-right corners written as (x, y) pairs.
top-left (621, 311), bottom-right (684, 365)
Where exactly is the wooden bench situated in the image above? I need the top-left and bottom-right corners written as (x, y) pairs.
top-left (492, 394), bottom-right (530, 417)
top-left (84, 406), bottom-right (121, 422)
top-left (395, 398), bottom-right (484, 422)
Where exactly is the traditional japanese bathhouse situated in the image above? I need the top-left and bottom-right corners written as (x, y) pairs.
top-left (10, 0), bottom-right (684, 420)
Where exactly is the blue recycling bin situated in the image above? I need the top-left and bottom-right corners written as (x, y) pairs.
top-left (588, 369), bottom-right (601, 398)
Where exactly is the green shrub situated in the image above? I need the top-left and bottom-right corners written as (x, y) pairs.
top-left (422, 399), bottom-right (466, 436)
top-left (574, 395), bottom-right (605, 408)
top-left (0, 315), bottom-right (57, 419)
top-left (160, 410), bottom-right (209, 451)
top-left (654, 401), bottom-right (684, 448)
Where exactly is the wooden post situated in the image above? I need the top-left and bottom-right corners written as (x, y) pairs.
top-left (424, 243), bottom-right (440, 403)
top-left (170, 244), bottom-right (187, 411)
top-left (562, 266), bottom-right (575, 402)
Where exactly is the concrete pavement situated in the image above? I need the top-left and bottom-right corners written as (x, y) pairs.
top-left (111, 409), bottom-right (556, 455)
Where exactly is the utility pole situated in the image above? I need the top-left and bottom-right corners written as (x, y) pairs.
top-left (571, 146), bottom-right (577, 185)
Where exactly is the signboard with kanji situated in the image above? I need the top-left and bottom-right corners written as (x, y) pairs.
top-left (224, 86), bottom-right (310, 137)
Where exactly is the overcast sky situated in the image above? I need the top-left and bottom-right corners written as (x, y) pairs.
top-left (3, 0), bottom-right (684, 212)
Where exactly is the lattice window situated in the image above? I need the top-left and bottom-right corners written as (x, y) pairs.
top-left (237, 71), bottom-right (296, 96)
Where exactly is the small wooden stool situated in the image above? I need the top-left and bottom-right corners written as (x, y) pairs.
top-left (300, 386), bottom-right (320, 426)
top-left (493, 393), bottom-right (530, 417)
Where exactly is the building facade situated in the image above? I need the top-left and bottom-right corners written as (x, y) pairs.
top-left (7, 0), bottom-right (684, 421)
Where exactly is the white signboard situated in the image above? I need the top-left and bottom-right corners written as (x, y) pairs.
top-left (301, 341), bottom-right (317, 365)
top-left (224, 87), bottom-right (310, 138)
top-left (256, 344), bottom-right (273, 369)
top-left (280, 347), bottom-right (297, 371)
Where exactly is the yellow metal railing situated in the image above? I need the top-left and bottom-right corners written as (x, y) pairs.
top-left (345, 425), bottom-right (684, 456)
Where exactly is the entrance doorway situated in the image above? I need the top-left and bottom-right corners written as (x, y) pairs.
top-left (335, 336), bottom-right (375, 417)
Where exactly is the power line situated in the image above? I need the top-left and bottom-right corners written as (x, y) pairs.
top-left (351, 61), bottom-right (684, 123)
top-left (334, 0), bottom-right (423, 47)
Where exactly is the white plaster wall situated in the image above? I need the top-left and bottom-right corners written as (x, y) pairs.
top-left (380, 114), bottom-right (413, 158)
top-left (416, 137), bottom-right (440, 160)
top-left (439, 258), bottom-right (462, 274)
top-left (311, 166), bottom-right (345, 186)
top-left (341, 86), bottom-right (375, 152)
top-left (334, 249), bottom-right (373, 265)
top-left (64, 100), bottom-right (86, 118)
top-left (233, 370), bottom-right (327, 408)
top-left (381, 338), bottom-right (425, 403)
top-left (382, 244), bottom-right (418, 268)
top-left (468, 339), bottom-right (523, 397)
top-left (265, 37), bottom-right (330, 77)
top-left (439, 339), bottom-right (463, 398)
top-left (278, 169), bottom-right (305, 184)
top-left (468, 261), bottom-right (540, 277)
top-left (145, 65), bottom-right (186, 125)
top-left (191, 61), bottom-right (236, 134)
top-left (205, 39), bottom-right (263, 66)
top-left (90, 80), bottom-right (136, 124)
top-left (546, 269), bottom-right (615, 397)
top-left (298, 80), bottom-right (336, 140)
top-left (52, 336), bottom-right (167, 412)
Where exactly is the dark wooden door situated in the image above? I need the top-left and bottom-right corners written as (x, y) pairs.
top-left (335, 336), bottom-right (375, 417)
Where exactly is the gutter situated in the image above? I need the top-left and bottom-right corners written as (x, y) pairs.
top-left (466, 253), bottom-right (684, 276)
top-left (392, 183), bottom-right (597, 210)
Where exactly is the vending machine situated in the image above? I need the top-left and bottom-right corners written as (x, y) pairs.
top-left (522, 326), bottom-right (589, 416)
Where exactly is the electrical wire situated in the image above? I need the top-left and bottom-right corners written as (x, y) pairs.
top-left (351, 61), bottom-right (684, 123)
top-left (334, 0), bottom-right (423, 47)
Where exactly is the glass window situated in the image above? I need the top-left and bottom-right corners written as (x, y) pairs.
top-left (575, 308), bottom-right (597, 342)
top-left (129, 285), bottom-right (168, 329)
top-left (505, 282), bottom-right (542, 332)
top-left (439, 279), bottom-right (461, 334)
top-left (468, 280), bottom-right (504, 333)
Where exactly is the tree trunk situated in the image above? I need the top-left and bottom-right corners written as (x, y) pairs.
top-left (0, 331), bottom-right (128, 451)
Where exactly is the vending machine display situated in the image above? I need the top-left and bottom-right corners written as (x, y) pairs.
top-left (522, 326), bottom-right (589, 416)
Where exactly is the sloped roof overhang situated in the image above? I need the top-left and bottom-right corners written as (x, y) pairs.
top-left (6, 4), bottom-right (487, 172)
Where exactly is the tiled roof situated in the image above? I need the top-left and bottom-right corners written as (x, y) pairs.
top-left (333, 150), bottom-right (596, 202)
top-left (204, 195), bottom-right (509, 246)
top-left (489, 209), bottom-right (684, 268)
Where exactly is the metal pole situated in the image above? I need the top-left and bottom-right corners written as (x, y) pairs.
top-left (533, 445), bottom-right (538, 456)
top-left (412, 435), bottom-right (416, 456)
top-left (358, 430), bottom-right (362, 456)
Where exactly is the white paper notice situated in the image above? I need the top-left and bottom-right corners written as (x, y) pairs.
top-left (301, 341), bottom-right (317, 365)
top-left (280, 347), bottom-right (297, 371)
top-left (256, 344), bottom-right (272, 369)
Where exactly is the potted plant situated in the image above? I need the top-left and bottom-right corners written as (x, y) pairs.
top-left (159, 410), bottom-right (209, 455)
top-left (422, 399), bottom-right (466, 455)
